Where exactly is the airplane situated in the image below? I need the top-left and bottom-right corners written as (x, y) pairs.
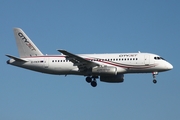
top-left (6, 28), bottom-right (173, 87)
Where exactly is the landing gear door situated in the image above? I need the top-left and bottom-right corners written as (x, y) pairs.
top-left (144, 55), bottom-right (150, 65)
top-left (44, 57), bottom-right (49, 68)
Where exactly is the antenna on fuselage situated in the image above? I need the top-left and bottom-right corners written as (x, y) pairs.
top-left (138, 51), bottom-right (141, 53)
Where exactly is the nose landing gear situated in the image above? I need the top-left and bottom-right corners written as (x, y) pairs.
top-left (153, 79), bottom-right (157, 84)
top-left (152, 72), bottom-right (158, 84)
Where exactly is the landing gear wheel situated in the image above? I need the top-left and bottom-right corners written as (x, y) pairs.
top-left (153, 79), bottom-right (157, 84)
top-left (86, 77), bottom-right (92, 83)
top-left (152, 72), bottom-right (158, 84)
top-left (91, 81), bottom-right (97, 87)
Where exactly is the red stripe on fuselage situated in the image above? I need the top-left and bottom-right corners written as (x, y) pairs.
top-left (22, 55), bottom-right (157, 69)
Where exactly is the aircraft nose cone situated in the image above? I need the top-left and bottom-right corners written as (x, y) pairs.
top-left (167, 62), bottom-right (173, 70)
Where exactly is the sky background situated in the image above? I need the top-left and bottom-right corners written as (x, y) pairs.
top-left (0, 0), bottom-right (179, 120)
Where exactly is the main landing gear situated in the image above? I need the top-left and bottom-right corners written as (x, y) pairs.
top-left (86, 76), bottom-right (98, 87)
top-left (152, 72), bottom-right (158, 84)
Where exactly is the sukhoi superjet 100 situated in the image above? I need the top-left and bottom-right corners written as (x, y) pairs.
top-left (6, 28), bottom-right (173, 87)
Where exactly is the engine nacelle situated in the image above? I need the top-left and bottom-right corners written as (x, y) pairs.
top-left (100, 74), bottom-right (124, 83)
top-left (91, 66), bottom-right (117, 75)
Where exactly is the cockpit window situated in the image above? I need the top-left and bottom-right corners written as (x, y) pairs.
top-left (160, 57), bottom-right (165, 60)
top-left (154, 56), bottom-right (165, 60)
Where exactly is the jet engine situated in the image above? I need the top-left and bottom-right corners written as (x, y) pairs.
top-left (91, 66), bottom-right (117, 75)
top-left (100, 74), bottom-right (124, 83)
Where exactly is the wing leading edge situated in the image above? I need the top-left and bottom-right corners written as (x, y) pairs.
top-left (57, 50), bottom-right (99, 71)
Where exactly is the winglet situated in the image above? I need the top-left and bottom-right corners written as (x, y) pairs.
top-left (6, 54), bottom-right (28, 62)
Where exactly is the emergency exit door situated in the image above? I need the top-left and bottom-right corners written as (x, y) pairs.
top-left (44, 58), bottom-right (49, 68)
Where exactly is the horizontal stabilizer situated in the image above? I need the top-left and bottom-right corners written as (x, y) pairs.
top-left (6, 54), bottom-right (28, 62)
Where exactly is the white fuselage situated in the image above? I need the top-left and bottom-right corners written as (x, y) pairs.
top-left (6, 28), bottom-right (173, 86)
top-left (7, 52), bottom-right (173, 75)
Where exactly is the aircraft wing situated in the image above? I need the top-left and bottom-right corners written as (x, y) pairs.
top-left (58, 50), bottom-right (99, 71)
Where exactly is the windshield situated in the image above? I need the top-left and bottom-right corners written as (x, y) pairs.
top-left (154, 56), bottom-right (165, 60)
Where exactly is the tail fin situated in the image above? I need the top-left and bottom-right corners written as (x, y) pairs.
top-left (14, 28), bottom-right (43, 58)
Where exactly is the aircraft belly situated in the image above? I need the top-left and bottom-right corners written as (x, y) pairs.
top-left (126, 68), bottom-right (156, 73)
top-left (46, 63), bottom-right (79, 75)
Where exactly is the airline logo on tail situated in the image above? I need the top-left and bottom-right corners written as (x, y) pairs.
top-left (18, 32), bottom-right (36, 51)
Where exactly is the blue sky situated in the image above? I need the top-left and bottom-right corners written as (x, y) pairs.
top-left (0, 0), bottom-right (179, 120)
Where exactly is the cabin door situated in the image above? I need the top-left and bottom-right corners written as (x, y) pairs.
top-left (144, 55), bottom-right (150, 65)
top-left (44, 58), bottom-right (49, 68)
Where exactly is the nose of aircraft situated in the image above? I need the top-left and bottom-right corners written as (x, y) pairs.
top-left (166, 62), bottom-right (173, 70)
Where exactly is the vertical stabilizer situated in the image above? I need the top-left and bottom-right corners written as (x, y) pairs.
top-left (14, 28), bottom-right (43, 57)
